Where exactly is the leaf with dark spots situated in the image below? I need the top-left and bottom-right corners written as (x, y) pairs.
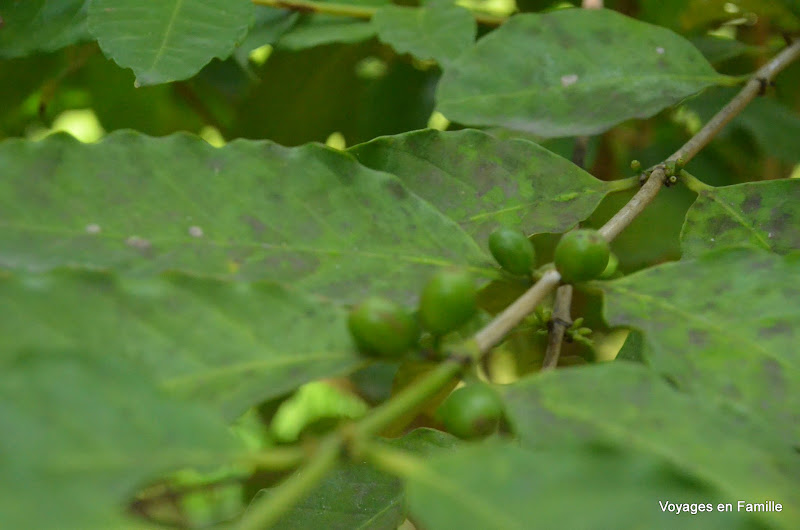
top-left (501, 363), bottom-right (800, 526)
top-left (600, 248), bottom-right (800, 443)
top-left (350, 129), bottom-right (614, 242)
top-left (436, 9), bottom-right (731, 137)
top-left (0, 131), bottom-right (489, 304)
top-left (681, 180), bottom-right (800, 257)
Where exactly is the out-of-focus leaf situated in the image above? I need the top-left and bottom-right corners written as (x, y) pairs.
top-left (600, 249), bottom-right (800, 443)
top-left (232, 40), bottom-right (437, 146)
top-left (501, 363), bottom-right (800, 524)
top-left (615, 329), bottom-right (646, 362)
top-left (0, 132), bottom-right (489, 304)
top-left (252, 429), bottom-right (458, 529)
top-left (373, 1), bottom-right (476, 67)
top-left (0, 0), bottom-right (90, 58)
top-left (436, 9), bottom-right (732, 137)
top-left (639, 0), bottom-right (800, 32)
top-left (88, 0), bottom-right (253, 85)
top-left (350, 129), bottom-right (613, 242)
top-left (681, 180), bottom-right (800, 257)
top-left (275, 0), bottom-right (387, 50)
top-left (689, 35), bottom-right (757, 64)
top-left (399, 443), bottom-right (758, 529)
top-left (277, 15), bottom-right (376, 50)
top-left (0, 270), bottom-right (363, 419)
top-left (0, 350), bottom-right (239, 529)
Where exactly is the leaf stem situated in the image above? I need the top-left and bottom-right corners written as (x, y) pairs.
top-left (237, 436), bottom-right (342, 530)
top-left (251, 0), bottom-right (507, 26)
top-left (679, 169), bottom-right (713, 194)
top-left (239, 446), bottom-right (307, 470)
top-left (604, 176), bottom-right (641, 193)
top-left (354, 360), bottom-right (464, 438)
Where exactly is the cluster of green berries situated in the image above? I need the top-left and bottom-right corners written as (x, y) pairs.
top-left (347, 269), bottom-right (477, 359)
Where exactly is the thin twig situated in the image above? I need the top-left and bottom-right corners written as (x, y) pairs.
top-left (542, 285), bottom-right (573, 370)
top-left (671, 39), bottom-right (800, 165)
top-left (251, 0), bottom-right (506, 26)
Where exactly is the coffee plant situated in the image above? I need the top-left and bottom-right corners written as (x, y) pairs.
top-left (1, 0), bottom-right (799, 528)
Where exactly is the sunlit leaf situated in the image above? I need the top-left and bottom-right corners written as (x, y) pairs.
top-left (88, 0), bottom-right (253, 85)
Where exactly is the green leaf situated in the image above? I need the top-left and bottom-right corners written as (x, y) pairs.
top-left (88, 0), bottom-right (253, 86)
top-left (277, 16), bottom-right (376, 50)
top-left (436, 9), bottom-right (731, 137)
top-left (373, 1), bottom-right (476, 67)
top-left (501, 363), bottom-right (800, 525)
top-left (275, 0), bottom-right (387, 50)
top-left (0, 0), bottom-right (90, 58)
top-left (0, 270), bottom-right (362, 419)
top-left (0, 350), bottom-right (239, 529)
top-left (350, 129), bottom-right (612, 241)
top-left (252, 429), bottom-right (458, 529)
top-left (600, 249), bottom-right (800, 443)
top-left (689, 35), bottom-right (758, 64)
top-left (0, 132), bottom-right (489, 303)
top-left (681, 180), bottom-right (800, 257)
top-left (400, 443), bottom-right (759, 529)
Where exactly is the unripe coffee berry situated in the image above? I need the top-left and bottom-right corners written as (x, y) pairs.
top-left (554, 229), bottom-right (610, 283)
top-left (488, 227), bottom-right (535, 275)
top-left (348, 296), bottom-right (419, 358)
top-left (419, 269), bottom-right (477, 335)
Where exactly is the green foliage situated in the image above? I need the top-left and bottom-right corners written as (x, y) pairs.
top-left (1, 1), bottom-right (799, 528)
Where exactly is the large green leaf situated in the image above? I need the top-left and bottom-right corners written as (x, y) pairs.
top-left (0, 132), bottom-right (489, 304)
top-left (87, 0), bottom-right (253, 86)
top-left (0, 0), bottom-right (89, 58)
top-left (0, 349), bottom-right (239, 529)
top-left (681, 180), bottom-right (800, 257)
top-left (373, 1), bottom-right (476, 67)
top-left (501, 363), bottom-right (800, 524)
top-left (436, 9), bottom-right (732, 137)
top-left (0, 270), bottom-right (362, 418)
top-left (600, 249), bottom-right (800, 443)
top-left (399, 443), bottom-right (759, 529)
top-left (252, 429), bottom-right (458, 529)
top-left (350, 129), bottom-right (612, 241)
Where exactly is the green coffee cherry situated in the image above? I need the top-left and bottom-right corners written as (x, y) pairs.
top-left (419, 269), bottom-right (477, 335)
top-left (348, 296), bottom-right (419, 358)
top-left (630, 160), bottom-right (641, 171)
top-left (488, 227), bottom-right (535, 275)
top-left (554, 229), bottom-right (610, 283)
top-left (437, 383), bottom-right (504, 440)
